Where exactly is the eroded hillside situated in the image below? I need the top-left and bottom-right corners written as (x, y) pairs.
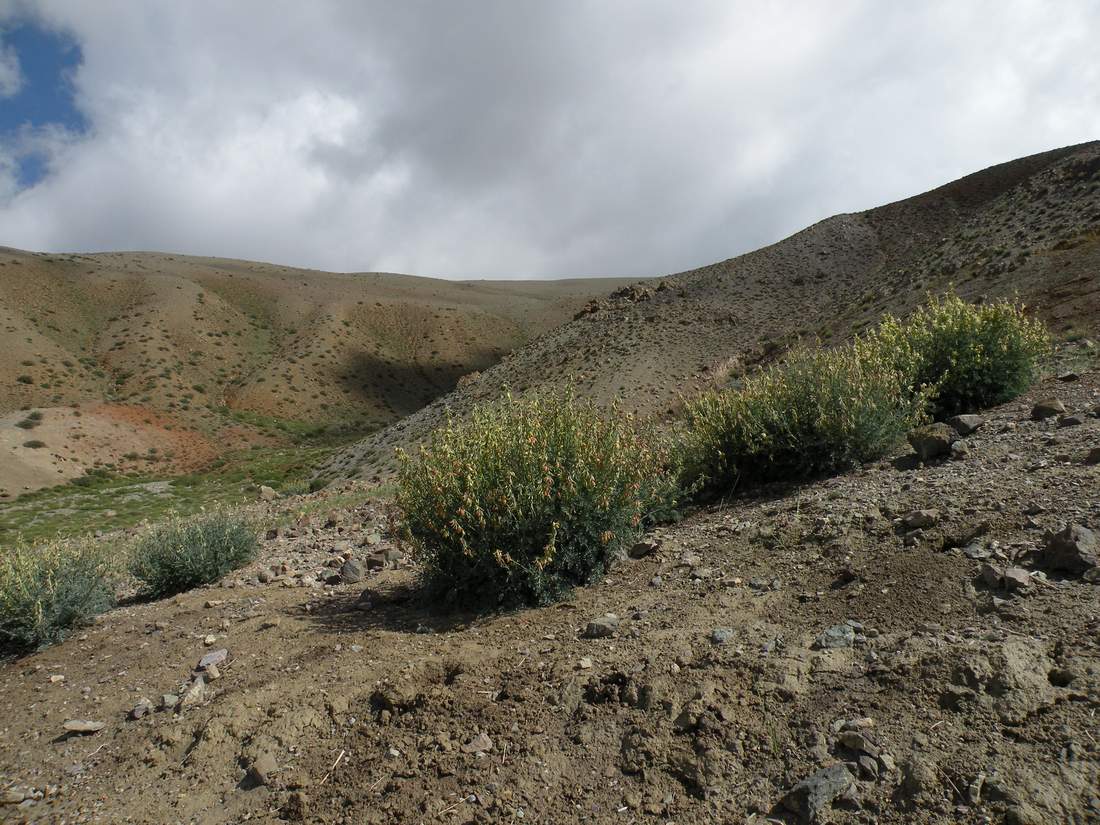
top-left (0, 251), bottom-right (627, 497)
top-left (321, 141), bottom-right (1100, 482)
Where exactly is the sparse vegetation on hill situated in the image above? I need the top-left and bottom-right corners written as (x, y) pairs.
top-left (683, 344), bottom-right (927, 496)
top-left (130, 511), bottom-right (257, 600)
top-left (396, 390), bottom-right (681, 608)
top-left (865, 293), bottom-right (1052, 418)
top-left (0, 539), bottom-right (117, 653)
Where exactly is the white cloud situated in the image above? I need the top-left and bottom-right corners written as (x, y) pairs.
top-left (0, 38), bottom-right (20, 97)
top-left (0, 0), bottom-right (1098, 277)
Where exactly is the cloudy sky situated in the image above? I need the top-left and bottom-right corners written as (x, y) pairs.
top-left (0, 1), bottom-right (1098, 278)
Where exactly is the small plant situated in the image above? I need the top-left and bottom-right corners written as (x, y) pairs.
top-left (0, 540), bottom-right (117, 653)
top-left (130, 511), bottom-right (258, 599)
top-left (396, 389), bottom-right (682, 609)
top-left (864, 293), bottom-right (1050, 418)
top-left (683, 345), bottom-right (926, 496)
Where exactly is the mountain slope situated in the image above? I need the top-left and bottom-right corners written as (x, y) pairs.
top-left (0, 251), bottom-right (629, 496)
top-left (321, 141), bottom-right (1100, 481)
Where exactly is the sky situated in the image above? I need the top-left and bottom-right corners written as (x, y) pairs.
top-left (0, 1), bottom-right (1098, 279)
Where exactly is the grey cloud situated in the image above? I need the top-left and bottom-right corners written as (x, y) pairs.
top-left (0, 0), bottom-right (1098, 277)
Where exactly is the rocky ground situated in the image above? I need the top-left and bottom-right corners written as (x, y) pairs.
top-left (1, 369), bottom-right (1099, 824)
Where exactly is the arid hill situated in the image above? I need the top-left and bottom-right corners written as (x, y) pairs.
top-left (0, 251), bottom-right (628, 496)
top-left (321, 141), bottom-right (1100, 482)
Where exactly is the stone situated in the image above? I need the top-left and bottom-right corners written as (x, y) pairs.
top-left (177, 675), bottom-right (207, 709)
top-left (259, 485), bottom-right (277, 501)
top-left (628, 539), bottom-right (660, 559)
top-left (947, 414), bottom-right (985, 436)
top-left (1057, 414), bottom-right (1086, 428)
top-left (1057, 371), bottom-right (1079, 382)
top-left (1002, 567), bottom-right (1033, 592)
top-left (365, 554), bottom-right (386, 571)
top-left (583, 615), bottom-right (619, 638)
top-left (781, 764), bottom-right (853, 823)
top-left (902, 509), bottom-right (939, 530)
top-left (578, 657), bottom-right (594, 669)
top-left (258, 569), bottom-right (274, 583)
top-left (837, 731), bottom-right (878, 757)
top-left (160, 693), bottom-right (179, 710)
top-left (62, 719), bottom-right (105, 734)
top-left (130, 698), bottom-right (154, 720)
top-left (908, 423), bottom-right (956, 460)
top-left (198, 649), bottom-right (227, 670)
top-left (2, 789), bottom-right (25, 805)
top-left (340, 559), bottom-right (365, 583)
top-left (1031, 398), bottom-right (1066, 420)
top-left (461, 733), bottom-right (493, 754)
top-left (710, 627), bottom-right (734, 645)
top-left (813, 624), bottom-right (856, 650)
top-left (204, 664), bottom-right (221, 681)
top-left (1042, 524), bottom-right (1098, 575)
top-left (250, 751), bottom-right (279, 786)
top-left (1085, 447), bottom-right (1100, 465)
top-left (382, 548), bottom-right (403, 568)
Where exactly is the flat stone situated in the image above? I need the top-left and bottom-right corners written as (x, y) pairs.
top-left (813, 624), bottom-right (856, 650)
top-left (582, 615), bottom-right (619, 638)
top-left (62, 719), bottom-right (105, 734)
top-left (1002, 567), bottom-right (1033, 592)
top-left (781, 764), bottom-right (853, 823)
top-left (947, 414), bottom-right (985, 436)
top-left (198, 649), bottom-right (227, 670)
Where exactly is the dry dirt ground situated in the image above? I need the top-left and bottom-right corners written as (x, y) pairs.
top-left (1, 371), bottom-right (1097, 825)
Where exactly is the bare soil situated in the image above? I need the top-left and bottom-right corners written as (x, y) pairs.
top-left (2, 372), bottom-right (1097, 824)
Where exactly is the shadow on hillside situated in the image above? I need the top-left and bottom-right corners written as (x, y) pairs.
top-left (299, 578), bottom-right (478, 636)
top-left (336, 347), bottom-right (502, 418)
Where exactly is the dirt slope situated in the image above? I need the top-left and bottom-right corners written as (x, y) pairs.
top-left (0, 368), bottom-right (1097, 824)
top-left (321, 140), bottom-right (1100, 482)
top-left (0, 251), bottom-right (628, 496)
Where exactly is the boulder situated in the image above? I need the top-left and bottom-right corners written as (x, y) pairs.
top-left (947, 414), bottom-right (985, 436)
top-left (1031, 398), bottom-right (1066, 420)
top-left (340, 559), bottom-right (365, 583)
top-left (1041, 524), bottom-right (1098, 575)
top-left (907, 423), bottom-right (956, 460)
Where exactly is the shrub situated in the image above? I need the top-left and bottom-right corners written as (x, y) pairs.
top-left (396, 390), bottom-right (682, 609)
top-left (683, 345), bottom-right (927, 496)
top-left (22, 440), bottom-right (46, 449)
top-left (0, 541), bottom-right (117, 653)
top-left (864, 294), bottom-right (1050, 418)
top-left (130, 512), bottom-right (257, 599)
